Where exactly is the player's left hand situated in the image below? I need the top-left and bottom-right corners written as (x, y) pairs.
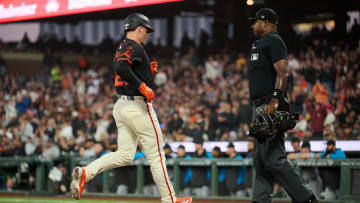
top-left (264, 98), bottom-right (278, 114)
top-left (150, 61), bottom-right (158, 74)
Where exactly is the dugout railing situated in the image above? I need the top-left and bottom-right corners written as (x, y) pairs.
top-left (1, 157), bottom-right (360, 201)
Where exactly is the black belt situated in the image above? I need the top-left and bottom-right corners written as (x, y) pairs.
top-left (118, 95), bottom-right (147, 102)
top-left (252, 92), bottom-right (287, 107)
top-left (252, 94), bottom-right (272, 107)
top-left (118, 95), bottom-right (135, 101)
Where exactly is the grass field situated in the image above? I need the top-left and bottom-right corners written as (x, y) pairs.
top-left (0, 195), bottom-right (346, 203)
top-left (0, 197), bottom-right (158, 203)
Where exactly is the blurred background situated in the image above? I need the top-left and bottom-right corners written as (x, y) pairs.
top-left (0, 0), bottom-right (359, 202)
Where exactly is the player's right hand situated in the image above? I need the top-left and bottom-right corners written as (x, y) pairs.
top-left (138, 82), bottom-right (155, 102)
top-left (150, 61), bottom-right (158, 74)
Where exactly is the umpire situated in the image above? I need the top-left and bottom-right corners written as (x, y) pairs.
top-left (247, 8), bottom-right (317, 203)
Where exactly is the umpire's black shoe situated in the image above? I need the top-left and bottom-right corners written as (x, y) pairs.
top-left (294, 194), bottom-right (318, 203)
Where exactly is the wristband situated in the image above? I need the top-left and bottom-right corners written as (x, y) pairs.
top-left (272, 89), bottom-right (284, 99)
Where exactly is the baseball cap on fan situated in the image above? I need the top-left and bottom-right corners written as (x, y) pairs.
top-left (248, 8), bottom-right (278, 25)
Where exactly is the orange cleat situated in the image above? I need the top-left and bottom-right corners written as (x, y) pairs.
top-left (176, 197), bottom-right (192, 203)
top-left (70, 167), bottom-right (87, 200)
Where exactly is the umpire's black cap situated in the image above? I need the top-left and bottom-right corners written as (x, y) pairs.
top-left (248, 8), bottom-right (278, 25)
top-left (124, 13), bottom-right (154, 33)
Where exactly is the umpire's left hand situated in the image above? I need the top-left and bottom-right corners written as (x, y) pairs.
top-left (264, 98), bottom-right (279, 114)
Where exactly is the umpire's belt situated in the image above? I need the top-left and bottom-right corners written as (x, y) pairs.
top-left (252, 92), bottom-right (287, 107)
top-left (251, 94), bottom-right (272, 107)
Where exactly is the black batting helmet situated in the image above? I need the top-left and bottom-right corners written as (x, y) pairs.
top-left (124, 13), bottom-right (154, 33)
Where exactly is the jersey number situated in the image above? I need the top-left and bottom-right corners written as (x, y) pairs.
top-left (114, 75), bottom-right (129, 87)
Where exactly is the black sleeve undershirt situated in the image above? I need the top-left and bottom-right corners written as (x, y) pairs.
top-left (113, 60), bottom-right (142, 88)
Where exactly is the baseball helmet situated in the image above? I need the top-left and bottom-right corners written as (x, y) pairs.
top-left (124, 13), bottom-right (154, 33)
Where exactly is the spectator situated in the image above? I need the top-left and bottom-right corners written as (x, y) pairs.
top-left (24, 136), bottom-right (38, 156)
top-left (209, 146), bottom-right (228, 196)
top-left (45, 118), bottom-right (57, 140)
top-left (15, 93), bottom-right (30, 117)
top-left (94, 113), bottom-right (110, 142)
top-left (316, 139), bottom-right (346, 200)
top-left (246, 139), bottom-right (254, 158)
top-left (293, 114), bottom-right (308, 137)
top-left (167, 112), bottom-right (183, 135)
top-left (319, 61), bottom-right (336, 96)
top-left (176, 145), bottom-right (192, 196)
top-left (224, 142), bottom-right (246, 197)
top-left (316, 139), bottom-right (346, 159)
top-left (290, 137), bottom-right (301, 153)
top-left (324, 105), bottom-right (336, 133)
top-left (306, 100), bottom-right (327, 140)
top-left (50, 66), bottom-right (62, 83)
top-left (48, 164), bottom-right (70, 194)
top-left (154, 70), bottom-right (167, 87)
top-left (4, 96), bottom-right (17, 126)
top-left (312, 80), bottom-right (329, 105)
top-left (300, 59), bottom-right (317, 90)
top-left (163, 143), bottom-right (176, 159)
top-left (42, 139), bottom-right (60, 160)
top-left (288, 53), bottom-right (300, 74)
top-left (236, 53), bottom-right (246, 72)
top-left (291, 86), bottom-right (306, 114)
top-left (58, 120), bottom-right (73, 141)
top-left (287, 141), bottom-right (322, 198)
top-left (191, 136), bottom-right (211, 197)
top-left (79, 137), bottom-right (96, 158)
top-left (238, 98), bottom-right (252, 124)
top-left (216, 101), bottom-right (236, 140)
top-left (204, 55), bottom-right (219, 80)
top-left (18, 116), bottom-right (34, 141)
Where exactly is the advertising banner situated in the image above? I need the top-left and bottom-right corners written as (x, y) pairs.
top-left (0, 0), bottom-right (182, 23)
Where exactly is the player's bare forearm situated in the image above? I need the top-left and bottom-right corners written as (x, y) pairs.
top-left (274, 59), bottom-right (289, 91)
top-left (265, 59), bottom-right (288, 114)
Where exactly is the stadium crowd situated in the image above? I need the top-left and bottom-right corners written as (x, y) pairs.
top-left (0, 24), bottom-right (359, 198)
top-left (1, 26), bottom-right (360, 158)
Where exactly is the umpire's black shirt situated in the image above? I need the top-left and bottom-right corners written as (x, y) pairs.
top-left (112, 38), bottom-right (154, 96)
top-left (247, 31), bottom-right (287, 100)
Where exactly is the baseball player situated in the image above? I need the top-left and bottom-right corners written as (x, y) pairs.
top-left (70, 13), bottom-right (192, 203)
top-left (247, 8), bottom-right (317, 203)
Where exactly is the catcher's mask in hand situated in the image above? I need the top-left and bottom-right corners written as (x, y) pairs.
top-left (250, 111), bottom-right (299, 142)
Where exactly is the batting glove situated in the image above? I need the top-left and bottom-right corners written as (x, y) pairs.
top-left (150, 61), bottom-right (158, 74)
top-left (138, 82), bottom-right (155, 102)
